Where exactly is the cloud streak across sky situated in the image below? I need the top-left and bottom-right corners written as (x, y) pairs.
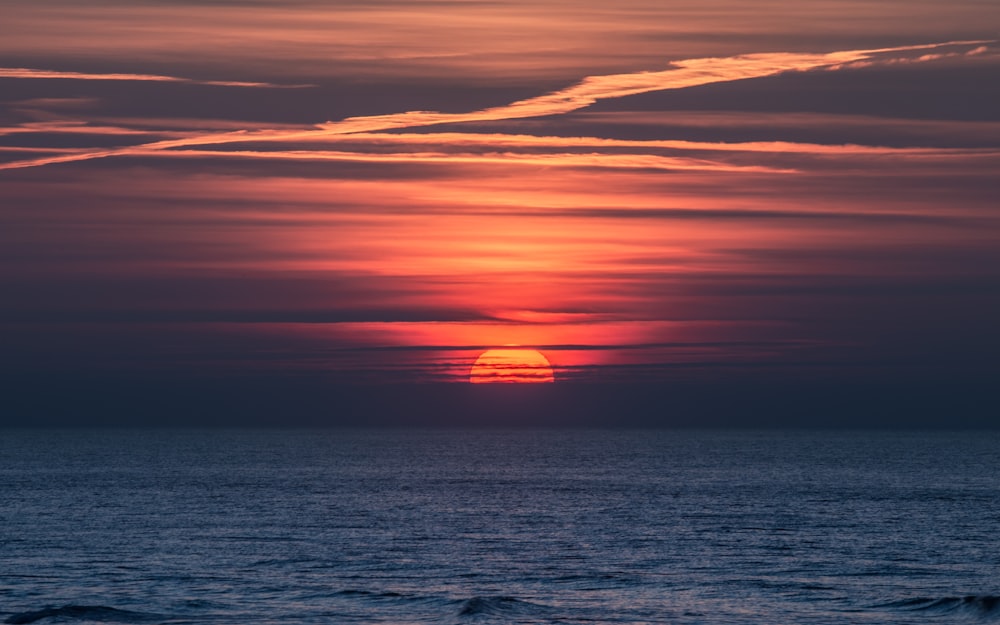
top-left (0, 39), bottom-right (993, 173)
top-left (0, 67), bottom-right (310, 88)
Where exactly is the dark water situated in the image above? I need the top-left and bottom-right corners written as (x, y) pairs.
top-left (1, 429), bottom-right (998, 624)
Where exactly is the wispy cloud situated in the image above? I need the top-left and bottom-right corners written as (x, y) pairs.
top-left (141, 147), bottom-right (799, 174)
top-left (0, 121), bottom-right (184, 138)
top-left (322, 40), bottom-right (994, 134)
top-left (0, 67), bottom-right (311, 88)
top-left (825, 41), bottom-right (999, 70)
top-left (2, 129), bottom-right (995, 174)
top-left (266, 130), bottom-right (1000, 157)
top-left (0, 39), bottom-right (991, 173)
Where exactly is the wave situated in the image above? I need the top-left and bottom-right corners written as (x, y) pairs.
top-left (879, 595), bottom-right (1000, 617)
top-left (456, 596), bottom-right (551, 619)
top-left (4, 605), bottom-right (160, 624)
top-left (334, 589), bottom-right (405, 599)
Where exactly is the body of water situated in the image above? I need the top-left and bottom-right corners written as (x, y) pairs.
top-left (1, 429), bottom-right (998, 624)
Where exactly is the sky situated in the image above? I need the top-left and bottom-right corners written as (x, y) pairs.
top-left (1, 0), bottom-right (998, 426)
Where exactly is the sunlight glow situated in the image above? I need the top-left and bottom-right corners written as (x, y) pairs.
top-left (469, 348), bottom-right (555, 384)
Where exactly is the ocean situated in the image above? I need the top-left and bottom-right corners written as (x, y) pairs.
top-left (1, 429), bottom-right (997, 624)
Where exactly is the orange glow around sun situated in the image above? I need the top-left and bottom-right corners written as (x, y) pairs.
top-left (469, 348), bottom-right (555, 384)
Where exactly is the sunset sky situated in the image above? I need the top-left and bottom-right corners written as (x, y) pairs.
top-left (2, 0), bottom-right (998, 425)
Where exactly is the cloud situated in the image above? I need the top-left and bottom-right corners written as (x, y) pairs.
top-left (145, 147), bottom-right (798, 174)
top-left (0, 39), bottom-right (991, 173)
top-left (555, 111), bottom-right (1000, 148)
top-left (0, 67), bottom-right (311, 88)
top-left (0, 121), bottom-right (181, 138)
top-left (254, 130), bottom-right (1000, 158)
top-left (4, 128), bottom-right (994, 175)
top-left (322, 40), bottom-right (994, 134)
top-left (825, 41), bottom-right (1000, 70)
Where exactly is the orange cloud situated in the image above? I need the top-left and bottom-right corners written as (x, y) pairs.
top-left (0, 39), bottom-right (992, 173)
top-left (0, 67), bottom-right (309, 88)
top-left (323, 40), bottom-right (993, 134)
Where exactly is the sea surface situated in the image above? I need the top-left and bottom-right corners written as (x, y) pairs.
top-left (1, 429), bottom-right (998, 624)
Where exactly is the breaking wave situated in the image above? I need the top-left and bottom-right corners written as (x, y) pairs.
top-left (456, 595), bottom-right (551, 618)
top-left (4, 605), bottom-right (160, 624)
top-left (879, 595), bottom-right (1000, 617)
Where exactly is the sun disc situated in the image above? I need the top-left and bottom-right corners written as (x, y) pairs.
top-left (469, 348), bottom-right (555, 384)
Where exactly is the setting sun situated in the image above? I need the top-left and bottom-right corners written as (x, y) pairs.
top-left (469, 348), bottom-right (555, 384)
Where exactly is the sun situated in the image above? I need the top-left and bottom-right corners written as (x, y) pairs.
top-left (469, 348), bottom-right (555, 384)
